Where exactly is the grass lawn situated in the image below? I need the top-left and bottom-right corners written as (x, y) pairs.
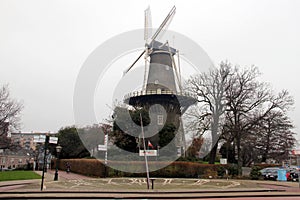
top-left (202, 161), bottom-right (221, 164)
top-left (0, 170), bottom-right (41, 181)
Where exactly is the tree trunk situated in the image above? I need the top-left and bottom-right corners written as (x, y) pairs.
top-left (226, 142), bottom-right (229, 161)
top-left (261, 127), bottom-right (271, 163)
top-left (209, 117), bottom-right (220, 164)
top-left (236, 135), bottom-right (242, 176)
top-left (261, 154), bottom-right (267, 163)
top-left (209, 142), bottom-right (218, 164)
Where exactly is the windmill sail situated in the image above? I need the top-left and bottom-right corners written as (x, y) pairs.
top-left (150, 6), bottom-right (176, 43)
top-left (124, 6), bottom-right (176, 76)
top-left (144, 6), bottom-right (152, 43)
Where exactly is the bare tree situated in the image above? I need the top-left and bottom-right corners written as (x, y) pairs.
top-left (185, 105), bottom-right (211, 137)
top-left (224, 66), bottom-right (266, 171)
top-left (235, 109), bottom-right (296, 166)
top-left (184, 60), bottom-right (296, 171)
top-left (241, 90), bottom-right (295, 165)
top-left (225, 66), bottom-right (295, 173)
top-left (186, 62), bottom-right (232, 163)
top-left (255, 109), bottom-right (296, 163)
top-left (0, 84), bottom-right (23, 149)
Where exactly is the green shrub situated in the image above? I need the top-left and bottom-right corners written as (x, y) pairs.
top-left (250, 166), bottom-right (262, 180)
top-left (217, 166), bottom-right (226, 177)
top-left (227, 164), bottom-right (239, 177)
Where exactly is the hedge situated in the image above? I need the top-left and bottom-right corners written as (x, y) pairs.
top-left (53, 159), bottom-right (106, 177)
top-left (52, 159), bottom-right (280, 178)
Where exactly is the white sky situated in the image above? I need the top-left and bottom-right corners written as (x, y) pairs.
top-left (0, 0), bottom-right (299, 139)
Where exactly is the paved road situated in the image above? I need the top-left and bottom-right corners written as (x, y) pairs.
top-left (1, 191), bottom-right (300, 199)
top-left (192, 198), bottom-right (300, 200)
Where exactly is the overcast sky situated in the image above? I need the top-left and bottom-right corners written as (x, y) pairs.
top-left (0, 0), bottom-right (299, 140)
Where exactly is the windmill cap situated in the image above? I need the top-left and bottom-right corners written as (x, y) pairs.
top-left (147, 40), bottom-right (176, 55)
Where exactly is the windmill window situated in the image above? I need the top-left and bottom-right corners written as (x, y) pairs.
top-left (157, 115), bottom-right (164, 125)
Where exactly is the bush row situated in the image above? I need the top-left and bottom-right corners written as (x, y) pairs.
top-left (52, 159), bottom-right (280, 178)
top-left (53, 159), bottom-right (106, 177)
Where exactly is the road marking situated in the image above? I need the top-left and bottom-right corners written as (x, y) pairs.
top-left (163, 179), bottom-right (173, 185)
top-left (192, 179), bottom-right (210, 185)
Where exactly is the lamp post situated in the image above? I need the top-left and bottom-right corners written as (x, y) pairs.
top-left (54, 145), bottom-right (62, 181)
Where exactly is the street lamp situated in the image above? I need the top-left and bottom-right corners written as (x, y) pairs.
top-left (54, 145), bottom-right (62, 181)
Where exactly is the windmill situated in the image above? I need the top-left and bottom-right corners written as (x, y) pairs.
top-left (123, 6), bottom-right (197, 156)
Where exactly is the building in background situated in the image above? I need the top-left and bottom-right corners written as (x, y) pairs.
top-left (0, 132), bottom-right (56, 170)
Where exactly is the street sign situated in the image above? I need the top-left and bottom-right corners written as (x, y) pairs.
top-left (98, 144), bottom-right (107, 151)
top-left (220, 158), bottom-right (227, 164)
top-left (98, 134), bottom-right (109, 165)
top-left (34, 135), bottom-right (46, 143)
top-left (34, 135), bottom-right (58, 144)
top-left (139, 150), bottom-right (157, 156)
top-left (49, 137), bottom-right (58, 144)
top-left (33, 135), bottom-right (39, 142)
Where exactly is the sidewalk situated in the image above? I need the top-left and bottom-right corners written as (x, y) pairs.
top-left (34, 169), bottom-right (94, 181)
top-left (0, 169), bottom-right (93, 191)
top-left (0, 179), bottom-right (38, 188)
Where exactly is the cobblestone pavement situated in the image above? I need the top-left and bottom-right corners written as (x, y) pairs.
top-left (36, 169), bottom-right (94, 181)
top-left (1, 170), bottom-right (300, 199)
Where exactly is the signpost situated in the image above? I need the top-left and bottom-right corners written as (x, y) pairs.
top-left (139, 150), bottom-right (157, 156)
top-left (40, 135), bottom-right (49, 191)
top-left (98, 134), bottom-right (108, 177)
top-left (140, 113), bottom-right (150, 190)
top-left (97, 134), bottom-right (108, 164)
top-left (34, 133), bottom-right (58, 191)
